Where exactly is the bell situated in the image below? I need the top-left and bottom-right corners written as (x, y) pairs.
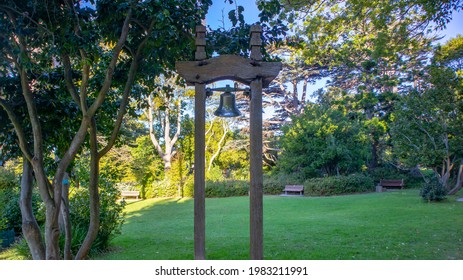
top-left (214, 91), bottom-right (241, 117)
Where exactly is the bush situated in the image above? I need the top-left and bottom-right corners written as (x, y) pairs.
top-left (304, 174), bottom-right (375, 196)
top-left (420, 178), bottom-right (447, 202)
top-left (367, 166), bottom-right (424, 189)
top-left (263, 173), bottom-right (305, 195)
top-left (1, 167), bottom-right (44, 234)
top-left (1, 189), bottom-right (44, 234)
top-left (183, 176), bottom-right (194, 197)
top-left (145, 179), bottom-right (179, 198)
top-left (205, 180), bottom-right (249, 197)
top-left (68, 181), bottom-right (125, 254)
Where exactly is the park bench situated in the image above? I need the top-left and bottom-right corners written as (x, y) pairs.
top-left (377, 179), bottom-right (404, 192)
top-left (120, 190), bottom-right (140, 200)
top-left (284, 185), bottom-right (304, 196)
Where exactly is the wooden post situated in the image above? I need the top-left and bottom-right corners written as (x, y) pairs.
top-left (176, 24), bottom-right (281, 260)
top-left (249, 24), bottom-right (264, 260)
top-left (194, 25), bottom-right (206, 260)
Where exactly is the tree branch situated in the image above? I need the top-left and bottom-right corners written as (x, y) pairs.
top-left (87, 8), bottom-right (132, 117)
top-left (0, 97), bottom-right (33, 162)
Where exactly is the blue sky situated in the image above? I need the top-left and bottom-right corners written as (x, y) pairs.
top-left (206, 0), bottom-right (259, 29)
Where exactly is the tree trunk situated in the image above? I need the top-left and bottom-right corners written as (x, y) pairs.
top-left (61, 172), bottom-right (72, 260)
top-left (34, 169), bottom-right (61, 260)
top-left (368, 140), bottom-right (379, 169)
top-left (75, 117), bottom-right (100, 260)
top-left (207, 121), bottom-right (228, 171)
top-left (448, 162), bottom-right (463, 195)
top-left (292, 79), bottom-right (299, 114)
top-left (19, 158), bottom-right (45, 260)
top-left (300, 77), bottom-right (308, 112)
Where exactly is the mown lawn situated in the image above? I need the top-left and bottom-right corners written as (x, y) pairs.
top-left (95, 190), bottom-right (463, 260)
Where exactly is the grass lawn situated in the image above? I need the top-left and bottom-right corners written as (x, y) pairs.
top-left (95, 190), bottom-right (463, 260)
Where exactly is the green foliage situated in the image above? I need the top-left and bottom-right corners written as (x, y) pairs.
top-left (3, 237), bottom-right (31, 259)
top-left (434, 34), bottom-right (463, 74)
top-left (420, 178), bottom-right (448, 202)
top-left (0, 166), bottom-right (17, 190)
top-left (0, 217), bottom-right (7, 247)
top-left (207, 0), bottom-right (287, 59)
top-left (0, 166), bottom-right (44, 233)
top-left (215, 139), bottom-right (250, 180)
top-left (130, 136), bottom-right (164, 198)
top-left (205, 180), bottom-right (249, 198)
top-left (304, 174), bottom-right (375, 196)
top-left (143, 152), bottom-right (192, 198)
top-left (278, 103), bottom-right (368, 178)
top-left (263, 173), bottom-right (305, 195)
top-left (145, 180), bottom-right (178, 198)
top-left (391, 61), bottom-right (463, 188)
top-left (0, 218), bottom-right (6, 232)
top-left (367, 166), bottom-right (425, 189)
top-left (68, 182), bottom-right (125, 254)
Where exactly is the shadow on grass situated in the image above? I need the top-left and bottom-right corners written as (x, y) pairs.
top-left (98, 190), bottom-right (463, 260)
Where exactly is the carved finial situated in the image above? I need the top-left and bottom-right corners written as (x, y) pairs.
top-left (250, 24), bottom-right (262, 61)
top-left (195, 25), bottom-right (207, 61)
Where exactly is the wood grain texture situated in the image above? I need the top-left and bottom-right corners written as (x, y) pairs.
top-left (176, 55), bottom-right (281, 87)
top-left (249, 78), bottom-right (263, 260)
top-left (194, 83), bottom-right (206, 260)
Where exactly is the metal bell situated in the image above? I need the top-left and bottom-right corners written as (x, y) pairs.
top-left (214, 91), bottom-right (241, 117)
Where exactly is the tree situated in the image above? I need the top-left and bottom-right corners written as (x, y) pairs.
top-left (434, 34), bottom-right (463, 75)
top-left (143, 75), bottom-right (186, 171)
top-left (391, 39), bottom-right (463, 193)
top-left (258, 0), bottom-right (462, 170)
top-left (0, 0), bottom-right (210, 259)
top-left (277, 102), bottom-right (368, 178)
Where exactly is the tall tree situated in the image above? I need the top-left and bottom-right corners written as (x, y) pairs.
top-left (144, 75), bottom-right (186, 171)
top-left (260, 0), bottom-right (463, 169)
top-left (0, 0), bottom-right (210, 259)
top-left (278, 101), bottom-right (368, 178)
top-left (391, 37), bottom-right (463, 193)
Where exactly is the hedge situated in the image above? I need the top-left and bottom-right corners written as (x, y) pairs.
top-left (304, 174), bottom-right (375, 196)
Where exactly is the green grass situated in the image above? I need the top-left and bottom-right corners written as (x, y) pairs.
top-left (94, 190), bottom-right (463, 260)
top-left (2, 190), bottom-right (462, 260)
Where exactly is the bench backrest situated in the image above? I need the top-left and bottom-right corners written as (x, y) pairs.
top-left (121, 190), bottom-right (140, 196)
top-left (284, 185), bottom-right (304, 191)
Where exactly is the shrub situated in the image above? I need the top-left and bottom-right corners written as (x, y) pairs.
top-left (145, 179), bottom-right (179, 198)
top-left (0, 217), bottom-right (6, 247)
top-left (304, 174), bottom-right (375, 196)
top-left (263, 173), bottom-right (305, 195)
top-left (1, 166), bottom-right (45, 234)
top-left (182, 176), bottom-right (194, 197)
top-left (367, 166), bottom-right (424, 189)
top-left (0, 167), bottom-right (17, 190)
top-left (205, 180), bottom-right (249, 197)
top-left (420, 178), bottom-right (447, 202)
top-left (68, 181), bottom-right (125, 254)
top-left (1, 189), bottom-right (44, 234)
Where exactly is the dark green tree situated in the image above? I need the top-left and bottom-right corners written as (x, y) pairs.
top-left (391, 40), bottom-right (463, 193)
top-left (278, 102), bottom-right (368, 178)
top-left (0, 0), bottom-right (210, 259)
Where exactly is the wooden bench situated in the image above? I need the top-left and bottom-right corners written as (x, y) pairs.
top-left (284, 185), bottom-right (304, 196)
top-left (377, 179), bottom-right (404, 191)
top-left (120, 190), bottom-right (140, 200)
